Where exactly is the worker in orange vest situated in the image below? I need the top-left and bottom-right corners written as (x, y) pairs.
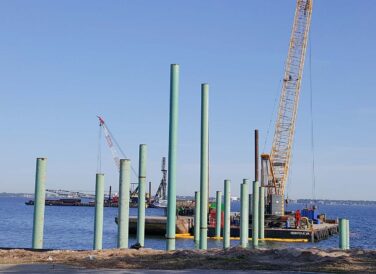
top-left (295, 209), bottom-right (301, 228)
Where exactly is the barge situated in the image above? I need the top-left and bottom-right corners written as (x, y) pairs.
top-left (25, 198), bottom-right (117, 207)
top-left (207, 223), bottom-right (338, 242)
top-left (113, 214), bottom-right (337, 242)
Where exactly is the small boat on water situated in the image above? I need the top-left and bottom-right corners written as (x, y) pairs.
top-left (149, 199), bottom-right (167, 208)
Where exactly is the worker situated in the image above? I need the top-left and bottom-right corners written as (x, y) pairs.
top-left (295, 210), bottom-right (301, 228)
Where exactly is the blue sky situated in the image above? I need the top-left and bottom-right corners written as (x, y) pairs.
top-left (0, 1), bottom-right (375, 200)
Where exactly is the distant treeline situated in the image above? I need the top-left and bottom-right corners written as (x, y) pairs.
top-left (1, 193), bottom-right (375, 205)
top-left (0, 192), bottom-right (33, 198)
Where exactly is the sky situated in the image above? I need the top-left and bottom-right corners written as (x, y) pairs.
top-left (0, 0), bottom-right (375, 200)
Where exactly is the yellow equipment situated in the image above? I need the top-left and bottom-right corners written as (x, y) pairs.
top-left (262, 0), bottom-right (313, 214)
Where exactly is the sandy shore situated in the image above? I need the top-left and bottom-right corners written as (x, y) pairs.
top-left (0, 247), bottom-right (375, 273)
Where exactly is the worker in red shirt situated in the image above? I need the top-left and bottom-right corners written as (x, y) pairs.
top-left (295, 210), bottom-right (301, 228)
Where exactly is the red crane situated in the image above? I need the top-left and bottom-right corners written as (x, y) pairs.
top-left (97, 116), bottom-right (138, 193)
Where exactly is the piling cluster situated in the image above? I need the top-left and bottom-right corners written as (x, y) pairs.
top-left (191, 77), bottom-right (266, 250)
top-left (30, 63), bottom-right (348, 252)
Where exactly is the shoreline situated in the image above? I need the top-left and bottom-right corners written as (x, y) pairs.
top-left (0, 247), bottom-right (375, 273)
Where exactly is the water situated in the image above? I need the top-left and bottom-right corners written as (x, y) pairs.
top-left (0, 197), bottom-right (375, 250)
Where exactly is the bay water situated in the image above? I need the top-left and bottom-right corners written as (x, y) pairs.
top-left (0, 197), bottom-right (374, 250)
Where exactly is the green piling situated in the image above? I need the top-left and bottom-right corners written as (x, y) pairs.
top-left (166, 64), bottom-right (179, 251)
top-left (118, 159), bottom-right (131, 248)
top-left (240, 180), bottom-right (249, 248)
top-left (32, 157), bottom-right (47, 249)
top-left (346, 219), bottom-right (350, 249)
top-left (194, 191), bottom-right (201, 247)
top-left (93, 173), bottom-right (105, 250)
top-left (223, 180), bottom-right (231, 249)
top-left (199, 83), bottom-right (209, 250)
top-left (252, 181), bottom-right (259, 248)
top-left (339, 218), bottom-right (346, 250)
top-left (137, 144), bottom-right (147, 247)
top-left (215, 191), bottom-right (222, 238)
top-left (259, 186), bottom-right (265, 239)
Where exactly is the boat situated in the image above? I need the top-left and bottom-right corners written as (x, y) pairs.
top-left (150, 199), bottom-right (167, 208)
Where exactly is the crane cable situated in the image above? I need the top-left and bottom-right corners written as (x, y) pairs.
top-left (309, 35), bottom-right (317, 201)
top-left (104, 124), bottom-right (138, 178)
top-left (97, 125), bottom-right (102, 173)
top-left (96, 119), bottom-right (138, 179)
top-left (262, 79), bottom-right (282, 154)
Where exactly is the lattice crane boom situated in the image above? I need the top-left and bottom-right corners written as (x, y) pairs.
top-left (266, 0), bottom-right (313, 199)
top-left (98, 116), bottom-right (121, 171)
top-left (154, 157), bottom-right (167, 201)
top-left (97, 116), bottom-right (139, 194)
top-left (97, 116), bottom-right (138, 176)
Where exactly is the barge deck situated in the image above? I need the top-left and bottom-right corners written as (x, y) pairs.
top-left (207, 223), bottom-right (338, 242)
top-left (113, 215), bottom-right (338, 243)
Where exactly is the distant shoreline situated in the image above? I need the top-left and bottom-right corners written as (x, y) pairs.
top-left (1, 192), bottom-right (376, 206)
top-left (296, 198), bottom-right (376, 206)
top-left (0, 193), bottom-right (34, 198)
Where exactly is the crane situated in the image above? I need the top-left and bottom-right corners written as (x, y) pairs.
top-left (154, 157), bottom-right (167, 201)
top-left (97, 116), bottom-right (139, 193)
top-left (261, 0), bottom-right (313, 215)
